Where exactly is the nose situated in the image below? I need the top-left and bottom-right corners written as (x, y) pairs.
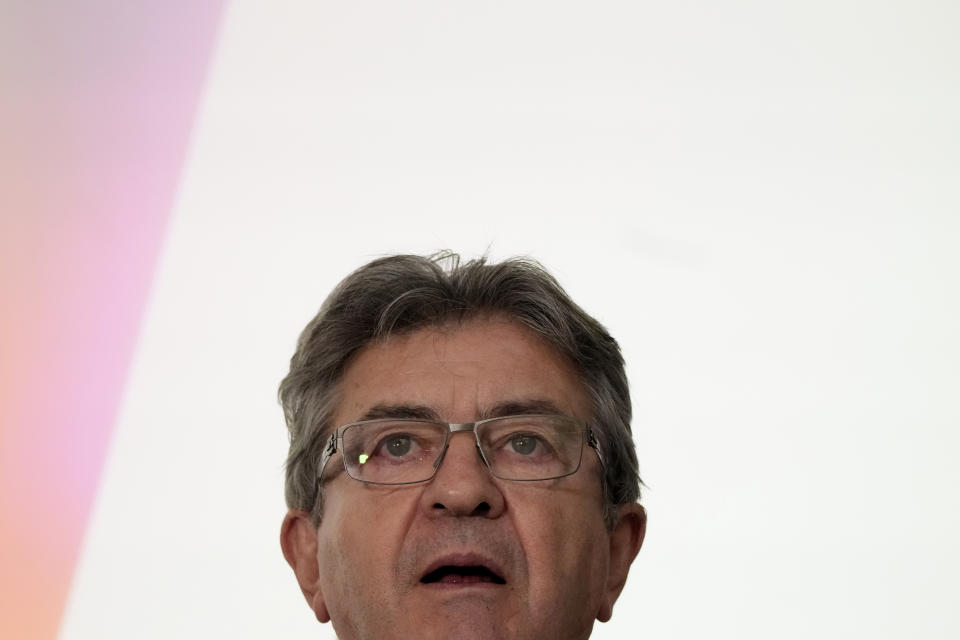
top-left (419, 431), bottom-right (505, 519)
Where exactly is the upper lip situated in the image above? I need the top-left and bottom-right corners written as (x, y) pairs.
top-left (419, 552), bottom-right (508, 584)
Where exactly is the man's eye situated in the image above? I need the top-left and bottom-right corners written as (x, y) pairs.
top-left (382, 434), bottom-right (413, 457)
top-left (509, 434), bottom-right (540, 455)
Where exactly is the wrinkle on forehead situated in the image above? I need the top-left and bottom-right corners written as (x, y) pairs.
top-left (334, 315), bottom-right (591, 426)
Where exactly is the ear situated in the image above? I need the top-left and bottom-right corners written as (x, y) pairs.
top-left (280, 510), bottom-right (330, 623)
top-left (597, 503), bottom-right (646, 622)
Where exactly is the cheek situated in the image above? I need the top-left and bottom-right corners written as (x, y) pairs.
top-left (511, 487), bottom-right (609, 594)
top-left (318, 485), bottom-right (420, 594)
top-left (315, 499), bottom-right (381, 608)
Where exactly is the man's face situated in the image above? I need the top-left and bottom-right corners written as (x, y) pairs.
top-left (282, 315), bottom-right (644, 640)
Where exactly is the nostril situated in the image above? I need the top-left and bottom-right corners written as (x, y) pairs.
top-left (432, 500), bottom-right (491, 514)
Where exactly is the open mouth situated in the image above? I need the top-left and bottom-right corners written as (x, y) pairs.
top-left (421, 565), bottom-right (506, 585)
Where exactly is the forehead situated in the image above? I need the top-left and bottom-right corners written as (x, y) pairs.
top-left (333, 315), bottom-right (591, 425)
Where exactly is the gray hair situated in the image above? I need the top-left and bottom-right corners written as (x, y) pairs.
top-left (279, 252), bottom-right (641, 528)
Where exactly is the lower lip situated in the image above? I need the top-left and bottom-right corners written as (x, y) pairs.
top-left (421, 577), bottom-right (505, 588)
top-left (441, 574), bottom-right (500, 584)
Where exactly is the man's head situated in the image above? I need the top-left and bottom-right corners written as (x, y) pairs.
top-left (279, 253), bottom-right (645, 640)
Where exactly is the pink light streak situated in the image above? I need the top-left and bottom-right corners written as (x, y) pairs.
top-left (0, 2), bottom-right (225, 637)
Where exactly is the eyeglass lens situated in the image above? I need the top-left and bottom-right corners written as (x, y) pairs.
top-left (340, 416), bottom-right (585, 484)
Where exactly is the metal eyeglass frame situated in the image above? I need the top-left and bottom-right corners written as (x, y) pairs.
top-left (317, 414), bottom-right (604, 486)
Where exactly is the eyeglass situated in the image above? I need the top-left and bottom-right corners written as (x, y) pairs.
top-left (318, 414), bottom-right (600, 485)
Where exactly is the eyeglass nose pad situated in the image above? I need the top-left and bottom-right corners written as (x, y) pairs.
top-left (432, 443), bottom-right (449, 470)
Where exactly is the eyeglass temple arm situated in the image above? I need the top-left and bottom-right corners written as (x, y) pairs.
top-left (586, 428), bottom-right (605, 468)
top-left (317, 432), bottom-right (338, 479)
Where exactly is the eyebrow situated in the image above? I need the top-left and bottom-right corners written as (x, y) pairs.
top-left (482, 399), bottom-right (567, 419)
top-left (357, 404), bottom-right (441, 422)
top-left (353, 398), bottom-right (568, 423)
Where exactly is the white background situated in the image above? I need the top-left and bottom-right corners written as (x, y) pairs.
top-left (62, 1), bottom-right (959, 638)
